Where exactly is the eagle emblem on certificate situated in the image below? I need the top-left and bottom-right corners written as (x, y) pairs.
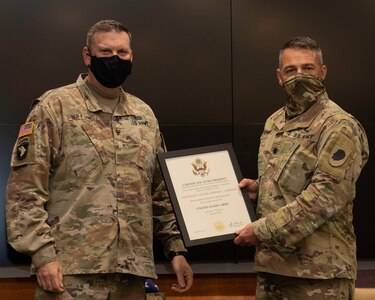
top-left (192, 158), bottom-right (209, 176)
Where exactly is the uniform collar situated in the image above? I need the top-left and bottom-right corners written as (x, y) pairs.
top-left (274, 92), bottom-right (329, 131)
top-left (76, 74), bottom-right (137, 117)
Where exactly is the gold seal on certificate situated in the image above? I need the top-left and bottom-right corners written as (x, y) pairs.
top-left (157, 143), bottom-right (256, 247)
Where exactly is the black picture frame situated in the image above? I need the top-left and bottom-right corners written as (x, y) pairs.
top-left (157, 143), bottom-right (256, 247)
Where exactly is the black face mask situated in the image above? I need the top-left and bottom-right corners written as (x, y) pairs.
top-left (89, 55), bottom-right (132, 88)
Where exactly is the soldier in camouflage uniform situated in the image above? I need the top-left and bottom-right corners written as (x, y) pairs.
top-left (6, 19), bottom-right (193, 299)
top-left (234, 37), bottom-right (369, 299)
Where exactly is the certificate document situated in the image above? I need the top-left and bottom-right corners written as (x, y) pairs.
top-left (157, 143), bottom-right (256, 247)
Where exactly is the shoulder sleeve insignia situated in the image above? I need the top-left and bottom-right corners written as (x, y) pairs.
top-left (16, 139), bottom-right (30, 160)
top-left (329, 147), bottom-right (349, 167)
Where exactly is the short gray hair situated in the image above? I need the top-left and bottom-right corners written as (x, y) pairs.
top-left (279, 36), bottom-right (324, 67)
top-left (86, 19), bottom-right (132, 48)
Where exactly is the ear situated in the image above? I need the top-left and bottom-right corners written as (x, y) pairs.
top-left (82, 47), bottom-right (91, 67)
top-left (276, 68), bottom-right (283, 86)
top-left (320, 64), bottom-right (327, 80)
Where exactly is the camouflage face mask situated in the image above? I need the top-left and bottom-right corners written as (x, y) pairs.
top-left (283, 73), bottom-right (325, 119)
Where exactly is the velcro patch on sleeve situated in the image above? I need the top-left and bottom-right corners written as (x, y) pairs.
top-left (329, 146), bottom-right (349, 167)
top-left (319, 128), bottom-right (355, 178)
top-left (16, 137), bottom-right (30, 160)
top-left (11, 128), bottom-right (37, 167)
top-left (18, 122), bottom-right (34, 138)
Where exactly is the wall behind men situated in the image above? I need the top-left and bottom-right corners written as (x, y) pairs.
top-left (1, 0), bottom-right (374, 268)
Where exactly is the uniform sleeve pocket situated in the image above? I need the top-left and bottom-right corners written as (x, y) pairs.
top-left (10, 136), bottom-right (38, 167)
top-left (318, 129), bottom-right (355, 179)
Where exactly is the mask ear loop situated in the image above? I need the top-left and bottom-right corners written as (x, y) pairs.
top-left (87, 48), bottom-right (94, 57)
top-left (86, 48), bottom-right (94, 68)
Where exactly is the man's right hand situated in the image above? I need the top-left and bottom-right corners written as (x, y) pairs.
top-left (36, 261), bottom-right (64, 293)
top-left (239, 178), bottom-right (258, 200)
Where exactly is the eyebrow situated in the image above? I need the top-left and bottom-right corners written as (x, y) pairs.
top-left (283, 63), bottom-right (316, 69)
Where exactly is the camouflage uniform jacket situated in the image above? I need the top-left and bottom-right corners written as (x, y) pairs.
top-left (252, 92), bottom-right (369, 280)
top-left (6, 74), bottom-right (186, 278)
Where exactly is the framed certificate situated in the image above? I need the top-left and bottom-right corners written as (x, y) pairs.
top-left (157, 143), bottom-right (256, 247)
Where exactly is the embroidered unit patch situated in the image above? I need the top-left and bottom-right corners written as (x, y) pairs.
top-left (16, 140), bottom-right (29, 160)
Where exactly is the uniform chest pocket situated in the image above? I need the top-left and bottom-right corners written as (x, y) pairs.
top-left (115, 126), bottom-right (157, 181)
top-left (64, 119), bottom-right (109, 178)
top-left (273, 141), bottom-right (316, 194)
top-left (81, 121), bottom-right (110, 164)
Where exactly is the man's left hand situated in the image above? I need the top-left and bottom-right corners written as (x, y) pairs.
top-left (234, 223), bottom-right (259, 246)
top-left (170, 255), bottom-right (193, 293)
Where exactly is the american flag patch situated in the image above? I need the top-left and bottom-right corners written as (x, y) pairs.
top-left (18, 122), bottom-right (34, 138)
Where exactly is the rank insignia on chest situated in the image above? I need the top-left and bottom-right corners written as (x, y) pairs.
top-left (18, 122), bottom-right (34, 138)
